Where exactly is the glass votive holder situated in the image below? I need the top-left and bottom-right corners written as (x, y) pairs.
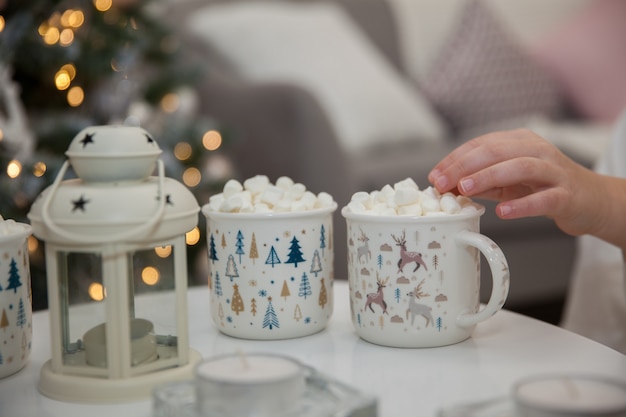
top-left (153, 380), bottom-right (197, 417)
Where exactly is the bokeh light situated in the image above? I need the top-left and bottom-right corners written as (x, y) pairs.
top-left (155, 245), bottom-right (172, 258)
top-left (186, 227), bottom-right (201, 245)
top-left (174, 142), bottom-right (192, 161)
top-left (7, 160), bottom-right (22, 178)
top-left (202, 130), bottom-right (222, 151)
top-left (67, 86), bottom-right (84, 107)
top-left (141, 266), bottom-right (160, 285)
top-left (182, 167), bottom-right (201, 187)
top-left (88, 282), bottom-right (106, 301)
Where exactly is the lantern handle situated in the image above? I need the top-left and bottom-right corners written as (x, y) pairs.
top-left (41, 159), bottom-right (167, 244)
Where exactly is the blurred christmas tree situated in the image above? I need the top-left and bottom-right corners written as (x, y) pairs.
top-left (0, 0), bottom-right (234, 309)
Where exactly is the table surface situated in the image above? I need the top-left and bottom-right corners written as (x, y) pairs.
top-left (1, 281), bottom-right (624, 417)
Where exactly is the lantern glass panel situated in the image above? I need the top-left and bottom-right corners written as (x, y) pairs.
top-left (128, 244), bottom-right (180, 372)
top-left (57, 251), bottom-right (107, 372)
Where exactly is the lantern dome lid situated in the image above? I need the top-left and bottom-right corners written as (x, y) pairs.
top-left (66, 125), bottom-right (162, 182)
top-left (28, 125), bottom-right (199, 245)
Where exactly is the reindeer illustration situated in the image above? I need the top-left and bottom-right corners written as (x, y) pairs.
top-left (364, 275), bottom-right (389, 314)
top-left (357, 228), bottom-right (371, 263)
top-left (392, 231), bottom-right (428, 273)
top-left (406, 280), bottom-right (433, 327)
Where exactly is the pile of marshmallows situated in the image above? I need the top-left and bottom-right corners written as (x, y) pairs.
top-left (206, 175), bottom-right (478, 216)
top-left (205, 175), bottom-right (335, 213)
top-left (344, 177), bottom-right (479, 216)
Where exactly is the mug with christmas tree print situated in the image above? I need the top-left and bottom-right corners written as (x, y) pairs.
top-left (0, 217), bottom-right (33, 378)
top-left (203, 203), bottom-right (337, 340)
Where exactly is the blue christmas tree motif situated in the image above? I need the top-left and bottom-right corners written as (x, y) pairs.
top-left (262, 297), bottom-right (280, 330)
top-left (209, 233), bottom-right (219, 263)
top-left (394, 288), bottom-right (401, 303)
top-left (235, 230), bottom-right (245, 263)
top-left (436, 317), bottom-right (443, 331)
top-left (298, 272), bottom-right (312, 299)
top-left (225, 254), bottom-right (239, 282)
top-left (6, 258), bottom-right (22, 293)
top-left (319, 224), bottom-right (326, 255)
top-left (0, 349), bottom-right (3, 365)
top-left (16, 298), bottom-right (26, 328)
top-left (377, 254), bottom-right (383, 269)
top-left (265, 246), bottom-right (281, 268)
top-left (285, 236), bottom-right (305, 267)
top-left (214, 272), bottom-right (223, 297)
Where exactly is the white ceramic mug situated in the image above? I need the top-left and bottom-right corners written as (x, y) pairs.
top-left (342, 205), bottom-right (509, 348)
top-left (0, 220), bottom-right (33, 378)
top-left (202, 205), bottom-right (337, 339)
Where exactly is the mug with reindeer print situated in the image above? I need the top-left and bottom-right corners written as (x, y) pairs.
top-left (342, 204), bottom-right (509, 348)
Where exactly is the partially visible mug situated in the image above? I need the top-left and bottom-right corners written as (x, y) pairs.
top-left (342, 205), bottom-right (509, 348)
top-left (0, 218), bottom-right (33, 378)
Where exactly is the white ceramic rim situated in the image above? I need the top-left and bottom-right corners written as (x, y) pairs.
top-left (202, 202), bottom-right (337, 220)
top-left (195, 353), bottom-right (305, 385)
top-left (340, 203), bottom-right (485, 223)
top-left (512, 373), bottom-right (626, 414)
top-left (0, 221), bottom-right (32, 244)
top-left (28, 207), bottom-right (199, 227)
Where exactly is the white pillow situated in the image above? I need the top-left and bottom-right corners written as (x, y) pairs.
top-left (187, 1), bottom-right (446, 153)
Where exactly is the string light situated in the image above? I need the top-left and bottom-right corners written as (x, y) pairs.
top-left (202, 130), bottom-right (222, 151)
top-left (155, 246), bottom-right (172, 258)
top-left (59, 28), bottom-right (74, 46)
top-left (174, 142), bottom-right (192, 161)
top-left (160, 93), bottom-right (179, 113)
top-left (27, 236), bottom-right (39, 253)
top-left (33, 161), bottom-right (47, 177)
top-left (186, 227), bottom-right (201, 245)
top-left (67, 86), bottom-right (84, 107)
top-left (182, 167), bottom-right (201, 187)
top-left (88, 282), bottom-right (106, 301)
top-left (0, 16), bottom-right (5, 32)
top-left (141, 266), bottom-right (160, 285)
top-left (7, 160), bottom-right (22, 179)
top-left (93, 0), bottom-right (113, 12)
top-left (55, 70), bottom-right (71, 90)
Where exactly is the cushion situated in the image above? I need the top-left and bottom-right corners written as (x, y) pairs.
top-left (419, 0), bottom-right (563, 134)
top-left (186, 1), bottom-right (446, 154)
top-left (530, 0), bottom-right (626, 123)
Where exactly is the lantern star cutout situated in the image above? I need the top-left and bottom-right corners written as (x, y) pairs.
top-left (145, 134), bottom-right (155, 144)
top-left (80, 133), bottom-right (95, 148)
top-left (71, 195), bottom-right (90, 212)
top-left (156, 194), bottom-right (174, 205)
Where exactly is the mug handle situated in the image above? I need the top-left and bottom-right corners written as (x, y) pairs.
top-left (455, 230), bottom-right (510, 328)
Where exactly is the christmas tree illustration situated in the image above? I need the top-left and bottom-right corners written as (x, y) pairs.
top-left (6, 258), bottom-right (23, 293)
top-left (281, 280), bottom-right (291, 301)
top-left (298, 272), bottom-right (312, 300)
top-left (214, 272), bottom-right (223, 297)
top-left (235, 230), bottom-right (245, 263)
top-left (310, 250), bottom-right (322, 276)
top-left (0, 309), bottom-right (8, 331)
top-left (319, 278), bottom-right (327, 308)
top-left (294, 304), bottom-right (303, 322)
top-left (320, 224), bottom-right (326, 255)
top-left (249, 233), bottom-right (259, 264)
top-left (285, 236), bottom-right (305, 267)
top-left (250, 298), bottom-right (257, 316)
top-left (225, 254), bottom-right (239, 282)
top-left (265, 246), bottom-right (281, 268)
top-left (209, 233), bottom-right (218, 263)
top-left (16, 298), bottom-right (26, 328)
top-left (231, 284), bottom-right (244, 315)
top-left (262, 297), bottom-right (280, 330)
top-left (221, 233), bottom-right (227, 249)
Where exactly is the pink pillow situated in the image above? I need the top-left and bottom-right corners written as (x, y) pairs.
top-left (531, 0), bottom-right (626, 123)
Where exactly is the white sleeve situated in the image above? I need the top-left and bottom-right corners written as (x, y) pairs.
top-left (561, 108), bottom-right (626, 354)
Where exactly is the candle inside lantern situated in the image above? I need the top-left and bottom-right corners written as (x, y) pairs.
top-left (195, 353), bottom-right (306, 417)
top-left (514, 375), bottom-right (626, 417)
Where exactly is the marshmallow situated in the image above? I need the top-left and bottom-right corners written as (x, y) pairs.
top-left (344, 177), bottom-right (479, 217)
top-left (207, 175), bottom-right (336, 213)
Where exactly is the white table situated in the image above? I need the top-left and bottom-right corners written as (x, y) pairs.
top-left (1, 281), bottom-right (624, 417)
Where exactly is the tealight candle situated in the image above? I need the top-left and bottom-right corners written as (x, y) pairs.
top-left (195, 353), bottom-right (306, 417)
top-left (514, 375), bottom-right (626, 417)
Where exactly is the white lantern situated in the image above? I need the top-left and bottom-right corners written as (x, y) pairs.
top-left (28, 125), bottom-right (201, 403)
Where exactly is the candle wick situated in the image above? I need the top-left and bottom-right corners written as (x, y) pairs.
top-left (236, 349), bottom-right (250, 370)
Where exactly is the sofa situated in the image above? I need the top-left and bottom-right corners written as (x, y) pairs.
top-left (168, 0), bottom-right (623, 312)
